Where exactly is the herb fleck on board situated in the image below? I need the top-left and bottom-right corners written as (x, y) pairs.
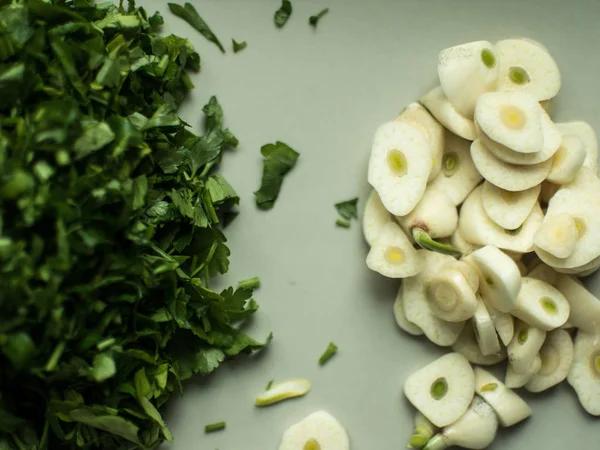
top-left (168, 2), bottom-right (226, 53)
top-left (274, 0), bottom-right (293, 28)
top-left (255, 141), bottom-right (300, 210)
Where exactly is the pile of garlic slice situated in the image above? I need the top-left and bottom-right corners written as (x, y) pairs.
top-left (364, 38), bottom-right (600, 448)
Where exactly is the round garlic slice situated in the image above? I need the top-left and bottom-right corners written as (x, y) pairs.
top-left (279, 411), bottom-right (349, 450)
top-left (526, 329), bottom-right (574, 392)
top-left (403, 251), bottom-right (465, 346)
top-left (474, 368), bottom-right (532, 427)
top-left (366, 222), bottom-right (422, 278)
top-left (452, 322), bottom-right (507, 366)
top-left (437, 41), bottom-right (499, 119)
top-left (459, 185), bottom-right (543, 253)
top-left (469, 246), bottom-right (522, 312)
top-left (483, 109), bottom-right (561, 165)
top-left (425, 270), bottom-right (478, 322)
top-left (512, 277), bottom-right (570, 330)
top-left (505, 354), bottom-right (542, 389)
top-left (394, 285), bottom-right (424, 336)
top-left (397, 103), bottom-right (445, 181)
top-left (397, 188), bottom-right (458, 239)
top-left (362, 189), bottom-right (392, 246)
top-left (441, 260), bottom-right (480, 292)
top-left (547, 134), bottom-right (586, 185)
top-left (368, 120), bottom-right (432, 216)
top-left (451, 229), bottom-right (481, 255)
top-left (472, 299), bottom-right (501, 356)
top-left (508, 320), bottom-right (547, 373)
top-left (567, 331), bottom-right (600, 416)
top-left (556, 121), bottom-right (598, 172)
top-left (420, 86), bottom-right (477, 141)
top-left (495, 38), bottom-right (561, 101)
top-left (555, 274), bottom-right (600, 334)
top-left (470, 139), bottom-right (552, 192)
top-left (481, 182), bottom-right (541, 231)
top-left (403, 352), bottom-right (475, 428)
top-left (533, 212), bottom-right (579, 259)
top-left (428, 131), bottom-right (483, 206)
top-left (475, 91), bottom-right (544, 154)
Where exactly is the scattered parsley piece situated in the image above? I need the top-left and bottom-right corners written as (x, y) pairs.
top-left (232, 39), bottom-right (248, 53)
top-left (319, 342), bottom-right (339, 365)
top-left (255, 141), bottom-right (300, 210)
top-left (205, 421), bottom-right (226, 433)
top-left (266, 379), bottom-right (274, 390)
top-left (239, 277), bottom-right (261, 289)
top-left (309, 8), bottom-right (329, 27)
top-left (168, 2), bottom-right (226, 53)
top-left (335, 197), bottom-right (359, 220)
top-left (274, 0), bottom-right (293, 28)
top-left (336, 219), bottom-right (351, 228)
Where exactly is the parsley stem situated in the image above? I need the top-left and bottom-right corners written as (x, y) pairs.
top-left (204, 421), bottom-right (226, 433)
top-left (239, 277), bottom-right (261, 289)
top-left (336, 219), bottom-right (350, 228)
top-left (318, 342), bottom-right (338, 366)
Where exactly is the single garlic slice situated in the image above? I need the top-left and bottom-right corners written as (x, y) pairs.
top-left (362, 189), bottom-right (392, 246)
top-left (407, 412), bottom-right (438, 449)
top-left (528, 262), bottom-right (558, 286)
top-left (420, 86), bottom-right (477, 141)
top-left (451, 229), bottom-right (481, 255)
top-left (533, 212), bottom-right (579, 259)
top-left (397, 187), bottom-right (458, 239)
top-left (567, 331), bottom-right (600, 416)
top-left (547, 134), bottom-right (586, 185)
top-left (556, 121), bottom-right (598, 172)
top-left (397, 103), bottom-right (445, 181)
top-left (437, 41), bottom-right (499, 119)
top-left (487, 304), bottom-right (515, 346)
top-left (368, 121), bottom-right (432, 216)
top-left (452, 322), bottom-right (507, 366)
top-left (526, 329), bottom-right (574, 392)
top-left (474, 368), bottom-right (532, 427)
top-left (428, 131), bottom-right (483, 206)
top-left (507, 320), bottom-right (547, 374)
top-left (481, 182), bottom-right (541, 231)
top-left (394, 285), bottom-right (424, 336)
top-left (505, 355), bottom-right (542, 389)
top-left (425, 270), bottom-right (478, 322)
top-left (403, 353), bottom-right (475, 428)
top-left (472, 299), bottom-right (501, 356)
top-left (279, 411), bottom-right (349, 450)
top-left (512, 277), bottom-right (570, 330)
top-left (555, 274), bottom-right (600, 334)
top-left (366, 222), bottom-right (422, 278)
top-left (441, 260), bottom-right (480, 292)
top-left (470, 139), bottom-right (552, 192)
top-left (256, 379), bottom-right (311, 407)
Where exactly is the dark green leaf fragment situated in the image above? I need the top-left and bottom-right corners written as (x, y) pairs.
top-left (232, 39), bottom-right (247, 53)
top-left (335, 197), bottom-right (359, 220)
top-left (318, 342), bottom-right (338, 366)
top-left (274, 0), bottom-right (293, 28)
top-left (168, 2), bottom-right (225, 53)
top-left (255, 141), bottom-right (299, 210)
top-left (309, 8), bottom-right (329, 27)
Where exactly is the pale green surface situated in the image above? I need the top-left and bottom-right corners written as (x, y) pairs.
top-left (151, 0), bottom-right (600, 448)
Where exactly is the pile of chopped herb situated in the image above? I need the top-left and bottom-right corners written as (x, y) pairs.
top-left (0, 1), bottom-right (268, 449)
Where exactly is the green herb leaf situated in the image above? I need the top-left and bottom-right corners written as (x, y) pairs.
top-left (205, 421), bottom-right (226, 433)
top-left (232, 39), bottom-right (247, 53)
top-left (274, 0), bottom-right (293, 28)
top-left (335, 197), bottom-right (359, 220)
top-left (309, 8), bottom-right (329, 27)
top-left (255, 141), bottom-right (300, 210)
top-left (168, 2), bottom-right (226, 53)
top-left (318, 342), bottom-right (338, 366)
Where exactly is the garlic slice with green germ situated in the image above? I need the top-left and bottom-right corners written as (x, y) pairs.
top-left (495, 38), bottom-right (561, 101)
top-left (567, 331), bottom-right (600, 416)
top-left (547, 134), bottom-right (586, 185)
top-left (526, 329), bottom-right (574, 392)
top-left (362, 189), bottom-right (392, 246)
top-left (556, 121), bottom-right (598, 172)
top-left (555, 274), bottom-right (600, 334)
top-left (366, 222), bottom-right (422, 278)
top-left (481, 181), bottom-right (541, 231)
top-left (512, 277), bottom-right (570, 330)
top-left (533, 212), bottom-right (579, 259)
top-left (506, 354), bottom-right (542, 389)
top-left (428, 131), bottom-right (483, 206)
top-left (397, 103), bottom-right (445, 181)
top-left (437, 41), bottom-right (499, 119)
top-left (420, 86), bottom-right (477, 141)
top-left (278, 410), bottom-right (349, 450)
top-left (469, 245), bottom-right (521, 312)
top-left (403, 353), bottom-right (475, 428)
top-left (425, 270), bottom-right (478, 322)
top-left (368, 121), bottom-right (432, 216)
top-left (507, 320), bottom-right (547, 374)
top-left (441, 260), bottom-right (480, 292)
top-left (423, 396), bottom-right (499, 450)
top-left (472, 299), bottom-right (501, 356)
top-left (474, 368), bottom-right (532, 427)
top-left (452, 322), bottom-right (507, 366)
top-left (408, 412), bottom-right (438, 449)
top-left (256, 379), bottom-right (311, 407)
top-left (470, 139), bottom-right (552, 192)
top-left (394, 285), bottom-right (424, 336)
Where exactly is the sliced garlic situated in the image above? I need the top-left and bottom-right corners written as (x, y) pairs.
top-left (420, 86), bottom-right (477, 141)
top-left (441, 259), bottom-right (480, 292)
top-left (425, 270), bottom-right (478, 322)
top-left (528, 262), bottom-right (558, 286)
top-left (540, 180), bottom-right (560, 206)
top-left (368, 121), bottom-right (432, 216)
top-left (451, 229), bottom-right (481, 255)
top-left (366, 222), bottom-right (422, 278)
top-left (474, 368), bottom-right (532, 426)
top-left (481, 181), bottom-right (541, 231)
top-left (403, 353), bottom-right (475, 428)
top-left (362, 189), bottom-right (392, 246)
top-left (487, 304), bottom-right (515, 346)
top-left (533, 212), bottom-right (579, 259)
top-left (452, 322), bottom-right (507, 366)
top-left (472, 299), bottom-right (501, 356)
top-left (408, 412), bottom-right (438, 449)
top-left (507, 320), bottom-right (547, 374)
top-left (526, 329), bottom-right (574, 392)
top-left (256, 379), bottom-right (311, 407)
top-left (397, 187), bottom-right (458, 239)
top-left (556, 121), bottom-right (598, 172)
top-left (567, 331), bottom-right (600, 416)
top-left (506, 354), bottom-right (542, 389)
top-left (279, 411), bottom-right (349, 450)
top-left (555, 274), bottom-right (600, 334)
top-left (547, 134), bottom-right (586, 185)
top-left (512, 277), bottom-right (570, 330)
top-left (394, 285), bottom-right (424, 336)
